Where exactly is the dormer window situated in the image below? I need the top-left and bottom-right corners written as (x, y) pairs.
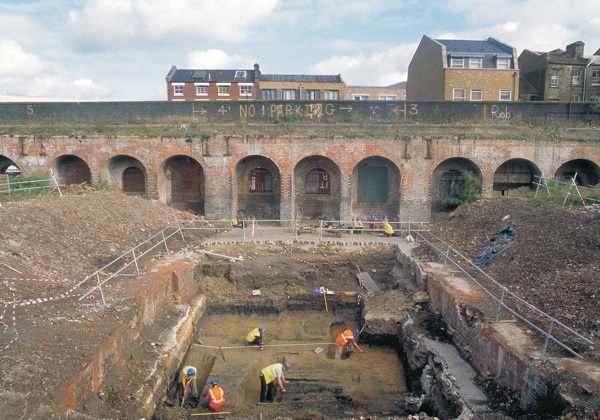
top-left (234, 71), bottom-right (247, 79)
top-left (451, 58), bottom-right (464, 68)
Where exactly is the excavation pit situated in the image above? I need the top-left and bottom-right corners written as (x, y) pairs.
top-left (158, 311), bottom-right (411, 418)
top-left (150, 241), bottom-right (423, 419)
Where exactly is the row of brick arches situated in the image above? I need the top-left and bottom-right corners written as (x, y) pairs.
top-left (1, 153), bottom-right (599, 220)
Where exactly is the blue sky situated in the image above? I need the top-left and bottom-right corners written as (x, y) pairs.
top-left (1, 0), bottom-right (599, 101)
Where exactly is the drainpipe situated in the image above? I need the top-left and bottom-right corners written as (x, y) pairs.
top-left (582, 57), bottom-right (597, 101)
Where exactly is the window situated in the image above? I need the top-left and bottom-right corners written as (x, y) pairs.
top-left (306, 169), bottom-right (330, 194)
top-left (591, 70), bottom-right (600, 85)
top-left (240, 85), bottom-right (252, 96)
top-left (173, 84), bottom-right (184, 96)
top-left (379, 95), bottom-right (396, 100)
top-left (572, 69), bottom-right (581, 85)
top-left (499, 90), bottom-right (512, 101)
top-left (470, 89), bottom-right (483, 101)
top-left (324, 90), bottom-right (339, 100)
top-left (451, 58), bottom-right (464, 68)
top-left (305, 89), bottom-right (320, 100)
top-left (234, 71), bottom-right (247, 79)
top-left (453, 88), bottom-right (466, 101)
top-left (249, 168), bottom-right (272, 193)
top-left (353, 95), bottom-right (369, 101)
top-left (195, 84), bottom-right (208, 96)
top-left (218, 84), bottom-right (230, 96)
top-left (281, 89), bottom-right (296, 100)
top-left (551, 70), bottom-right (559, 87)
top-left (571, 95), bottom-right (581, 102)
top-left (261, 89), bottom-right (277, 100)
top-left (469, 58), bottom-right (482, 69)
top-left (496, 58), bottom-right (511, 69)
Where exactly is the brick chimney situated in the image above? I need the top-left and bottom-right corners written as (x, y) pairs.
top-left (254, 63), bottom-right (261, 81)
top-left (566, 41), bottom-right (585, 58)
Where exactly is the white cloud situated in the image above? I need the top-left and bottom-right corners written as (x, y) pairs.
top-left (0, 39), bottom-right (48, 76)
top-left (186, 49), bottom-right (255, 69)
top-left (66, 0), bottom-right (280, 52)
top-left (309, 43), bottom-right (418, 86)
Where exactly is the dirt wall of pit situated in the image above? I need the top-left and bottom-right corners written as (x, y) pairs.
top-left (398, 254), bottom-right (600, 416)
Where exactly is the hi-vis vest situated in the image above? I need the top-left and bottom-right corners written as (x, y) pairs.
top-left (246, 328), bottom-right (261, 342)
top-left (336, 330), bottom-right (354, 346)
top-left (208, 386), bottom-right (224, 403)
top-left (260, 363), bottom-right (282, 384)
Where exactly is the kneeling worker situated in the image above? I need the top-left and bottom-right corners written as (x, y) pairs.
top-left (259, 361), bottom-right (290, 403)
top-left (246, 327), bottom-right (266, 350)
top-left (206, 378), bottom-right (226, 411)
top-left (383, 218), bottom-right (395, 237)
top-left (335, 329), bottom-right (364, 359)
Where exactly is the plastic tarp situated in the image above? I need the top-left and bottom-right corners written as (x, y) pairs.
top-left (472, 226), bottom-right (518, 267)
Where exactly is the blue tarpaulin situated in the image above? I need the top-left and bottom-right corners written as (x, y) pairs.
top-left (472, 226), bottom-right (518, 267)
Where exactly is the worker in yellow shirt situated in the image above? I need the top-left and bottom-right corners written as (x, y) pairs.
top-left (246, 327), bottom-right (266, 350)
top-left (259, 362), bottom-right (290, 403)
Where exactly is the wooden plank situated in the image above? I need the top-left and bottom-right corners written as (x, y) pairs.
top-left (356, 272), bottom-right (381, 293)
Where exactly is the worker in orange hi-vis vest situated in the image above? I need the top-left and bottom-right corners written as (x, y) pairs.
top-left (206, 378), bottom-right (226, 411)
top-left (335, 329), bottom-right (364, 360)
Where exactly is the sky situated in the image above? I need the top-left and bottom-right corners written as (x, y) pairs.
top-left (1, 0), bottom-right (599, 101)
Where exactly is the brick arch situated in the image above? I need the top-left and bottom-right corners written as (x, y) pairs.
top-left (0, 155), bottom-right (20, 175)
top-left (158, 155), bottom-right (205, 214)
top-left (431, 157), bottom-right (482, 210)
top-left (105, 155), bottom-right (147, 196)
top-left (351, 156), bottom-right (402, 221)
top-left (555, 158), bottom-right (600, 187)
top-left (50, 154), bottom-right (92, 186)
top-left (293, 155), bottom-right (341, 220)
top-left (493, 158), bottom-right (542, 197)
top-left (233, 155), bottom-right (281, 221)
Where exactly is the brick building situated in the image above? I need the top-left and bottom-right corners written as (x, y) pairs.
top-left (518, 41), bottom-right (600, 101)
top-left (165, 65), bottom-right (259, 101)
top-left (344, 82), bottom-right (406, 101)
top-left (166, 63), bottom-right (345, 102)
top-left (407, 36), bottom-right (519, 102)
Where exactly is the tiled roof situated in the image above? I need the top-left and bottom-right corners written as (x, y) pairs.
top-left (436, 39), bottom-right (513, 55)
top-left (260, 74), bottom-right (342, 83)
top-left (168, 69), bottom-right (256, 83)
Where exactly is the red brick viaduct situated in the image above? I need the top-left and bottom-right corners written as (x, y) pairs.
top-left (2, 123), bottom-right (599, 224)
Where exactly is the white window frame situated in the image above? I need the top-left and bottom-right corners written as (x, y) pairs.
top-left (469, 58), bottom-right (482, 69)
top-left (571, 95), bottom-right (581, 102)
top-left (234, 70), bottom-right (247, 79)
top-left (453, 88), bottom-right (466, 101)
top-left (592, 70), bottom-right (600, 86)
top-left (324, 90), bottom-right (339, 100)
top-left (378, 95), bottom-right (396, 100)
top-left (572, 69), bottom-right (581, 85)
top-left (217, 83), bottom-right (231, 96)
top-left (194, 83), bottom-right (208, 96)
top-left (281, 89), bottom-right (296, 100)
top-left (239, 83), bottom-right (253, 96)
top-left (550, 70), bottom-right (559, 87)
top-left (496, 58), bottom-right (511, 69)
top-left (499, 90), bottom-right (512, 101)
top-left (470, 89), bottom-right (483, 101)
top-left (173, 83), bottom-right (184, 96)
top-left (353, 94), bottom-right (369, 101)
top-left (451, 58), bottom-right (464, 68)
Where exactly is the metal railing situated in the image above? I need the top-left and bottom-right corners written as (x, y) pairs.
top-left (533, 173), bottom-right (600, 206)
top-left (76, 218), bottom-right (430, 303)
top-left (415, 230), bottom-right (594, 360)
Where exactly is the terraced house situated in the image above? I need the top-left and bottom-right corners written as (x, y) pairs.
top-left (518, 41), bottom-right (600, 101)
top-left (166, 63), bottom-right (344, 101)
top-left (407, 36), bottom-right (519, 101)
